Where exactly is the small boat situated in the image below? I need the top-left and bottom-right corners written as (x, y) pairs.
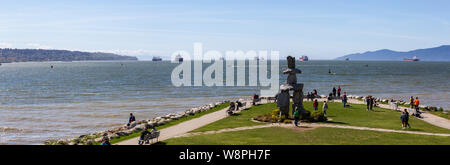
top-left (403, 56), bottom-right (419, 61)
top-left (174, 54), bottom-right (183, 62)
top-left (299, 56), bottom-right (309, 61)
top-left (152, 56), bottom-right (162, 61)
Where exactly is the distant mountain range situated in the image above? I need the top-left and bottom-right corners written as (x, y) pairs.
top-left (335, 45), bottom-right (450, 61)
top-left (0, 48), bottom-right (138, 63)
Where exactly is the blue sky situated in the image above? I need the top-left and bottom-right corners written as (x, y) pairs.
top-left (0, 0), bottom-right (449, 60)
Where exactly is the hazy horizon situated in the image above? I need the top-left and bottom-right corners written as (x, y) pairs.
top-left (1, 0), bottom-right (449, 60)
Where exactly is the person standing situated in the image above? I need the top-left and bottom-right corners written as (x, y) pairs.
top-left (322, 101), bottom-right (328, 116)
top-left (342, 92), bottom-right (347, 107)
top-left (414, 97), bottom-right (420, 110)
top-left (369, 96), bottom-right (374, 111)
top-left (409, 96), bottom-right (414, 108)
top-left (313, 89), bottom-right (318, 97)
top-left (332, 87), bottom-right (337, 97)
top-left (293, 109), bottom-right (300, 127)
top-left (365, 96), bottom-right (370, 111)
top-left (313, 99), bottom-right (318, 111)
top-left (337, 86), bottom-right (341, 97)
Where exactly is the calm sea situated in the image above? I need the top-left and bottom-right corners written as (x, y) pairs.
top-left (0, 60), bottom-right (449, 144)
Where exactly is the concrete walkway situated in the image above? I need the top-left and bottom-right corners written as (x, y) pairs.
top-left (116, 98), bottom-right (449, 145)
top-left (116, 99), bottom-right (271, 145)
top-left (345, 98), bottom-right (450, 129)
top-left (174, 122), bottom-right (450, 138)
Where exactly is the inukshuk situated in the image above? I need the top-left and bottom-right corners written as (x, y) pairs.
top-left (276, 56), bottom-right (304, 119)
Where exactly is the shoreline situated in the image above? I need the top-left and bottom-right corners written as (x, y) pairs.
top-left (44, 94), bottom-right (448, 145)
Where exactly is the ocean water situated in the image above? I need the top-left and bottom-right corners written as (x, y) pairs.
top-left (0, 60), bottom-right (449, 144)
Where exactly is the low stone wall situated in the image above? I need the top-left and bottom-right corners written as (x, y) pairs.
top-left (44, 99), bottom-right (234, 145)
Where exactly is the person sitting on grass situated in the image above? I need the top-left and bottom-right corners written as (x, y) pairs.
top-left (323, 101), bottom-right (328, 116)
top-left (100, 136), bottom-right (111, 145)
top-left (293, 109), bottom-right (300, 127)
top-left (313, 99), bottom-right (318, 111)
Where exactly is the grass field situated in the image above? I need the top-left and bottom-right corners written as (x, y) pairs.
top-left (98, 102), bottom-right (230, 144)
top-left (161, 127), bottom-right (450, 145)
top-left (191, 101), bottom-right (450, 134)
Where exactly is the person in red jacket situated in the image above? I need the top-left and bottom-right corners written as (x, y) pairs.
top-left (337, 86), bottom-right (342, 97)
top-left (313, 99), bottom-right (319, 111)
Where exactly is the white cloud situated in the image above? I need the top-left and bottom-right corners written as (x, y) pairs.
top-left (0, 42), bottom-right (13, 48)
top-left (26, 43), bottom-right (53, 49)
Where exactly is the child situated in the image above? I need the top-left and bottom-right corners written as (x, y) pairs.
top-left (323, 101), bottom-right (328, 116)
top-left (313, 99), bottom-right (318, 111)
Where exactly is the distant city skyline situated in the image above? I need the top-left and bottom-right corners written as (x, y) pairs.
top-left (1, 0), bottom-right (449, 60)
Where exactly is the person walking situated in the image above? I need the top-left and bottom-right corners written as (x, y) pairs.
top-left (404, 109), bottom-right (411, 129)
top-left (400, 112), bottom-right (407, 129)
top-left (322, 101), bottom-right (328, 116)
top-left (342, 92), bottom-right (348, 107)
top-left (313, 99), bottom-right (318, 111)
top-left (332, 87), bottom-right (337, 97)
top-left (337, 86), bottom-right (341, 97)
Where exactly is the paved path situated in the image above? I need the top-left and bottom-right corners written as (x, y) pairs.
top-left (116, 99), bottom-right (271, 145)
top-left (174, 122), bottom-right (450, 138)
top-left (116, 97), bottom-right (449, 145)
top-left (345, 98), bottom-right (450, 129)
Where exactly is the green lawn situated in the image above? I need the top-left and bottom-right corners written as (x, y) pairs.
top-left (191, 101), bottom-right (450, 134)
top-left (429, 111), bottom-right (450, 120)
top-left (98, 102), bottom-right (230, 144)
top-left (162, 127), bottom-right (450, 145)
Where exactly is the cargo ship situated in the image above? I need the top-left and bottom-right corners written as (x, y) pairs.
top-left (298, 56), bottom-right (309, 61)
top-left (152, 56), bottom-right (162, 61)
top-left (174, 54), bottom-right (183, 62)
top-left (403, 56), bottom-right (419, 61)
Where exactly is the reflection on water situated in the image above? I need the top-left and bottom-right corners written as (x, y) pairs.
top-left (0, 61), bottom-right (448, 144)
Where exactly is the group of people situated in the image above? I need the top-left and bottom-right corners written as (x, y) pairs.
top-left (400, 109), bottom-right (411, 129)
top-left (306, 89), bottom-right (318, 101)
top-left (332, 86), bottom-right (342, 98)
top-left (228, 100), bottom-right (243, 115)
top-left (364, 96), bottom-right (375, 111)
top-left (312, 99), bottom-right (328, 115)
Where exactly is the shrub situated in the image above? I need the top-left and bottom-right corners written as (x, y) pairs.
top-left (311, 110), bottom-right (327, 122)
top-left (299, 110), bottom-right (311, 120)
top-left (438, 107), bottom-right (444, 112)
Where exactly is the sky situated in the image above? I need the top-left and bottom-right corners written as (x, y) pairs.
top-left (0, 0), bottom-right (449, 60)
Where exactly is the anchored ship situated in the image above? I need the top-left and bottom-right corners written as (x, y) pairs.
top-left (403, 56), bottom-right (419, 61)
top-left (174, 54), bottom-right (183, 62)
top-left (152, 56), bottom-right (162, 61)
top-left (298, 56), bottom-right (309, 61)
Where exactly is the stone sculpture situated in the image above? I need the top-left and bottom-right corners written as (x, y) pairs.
top-left (276, 56), bottom-right (304, 118)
